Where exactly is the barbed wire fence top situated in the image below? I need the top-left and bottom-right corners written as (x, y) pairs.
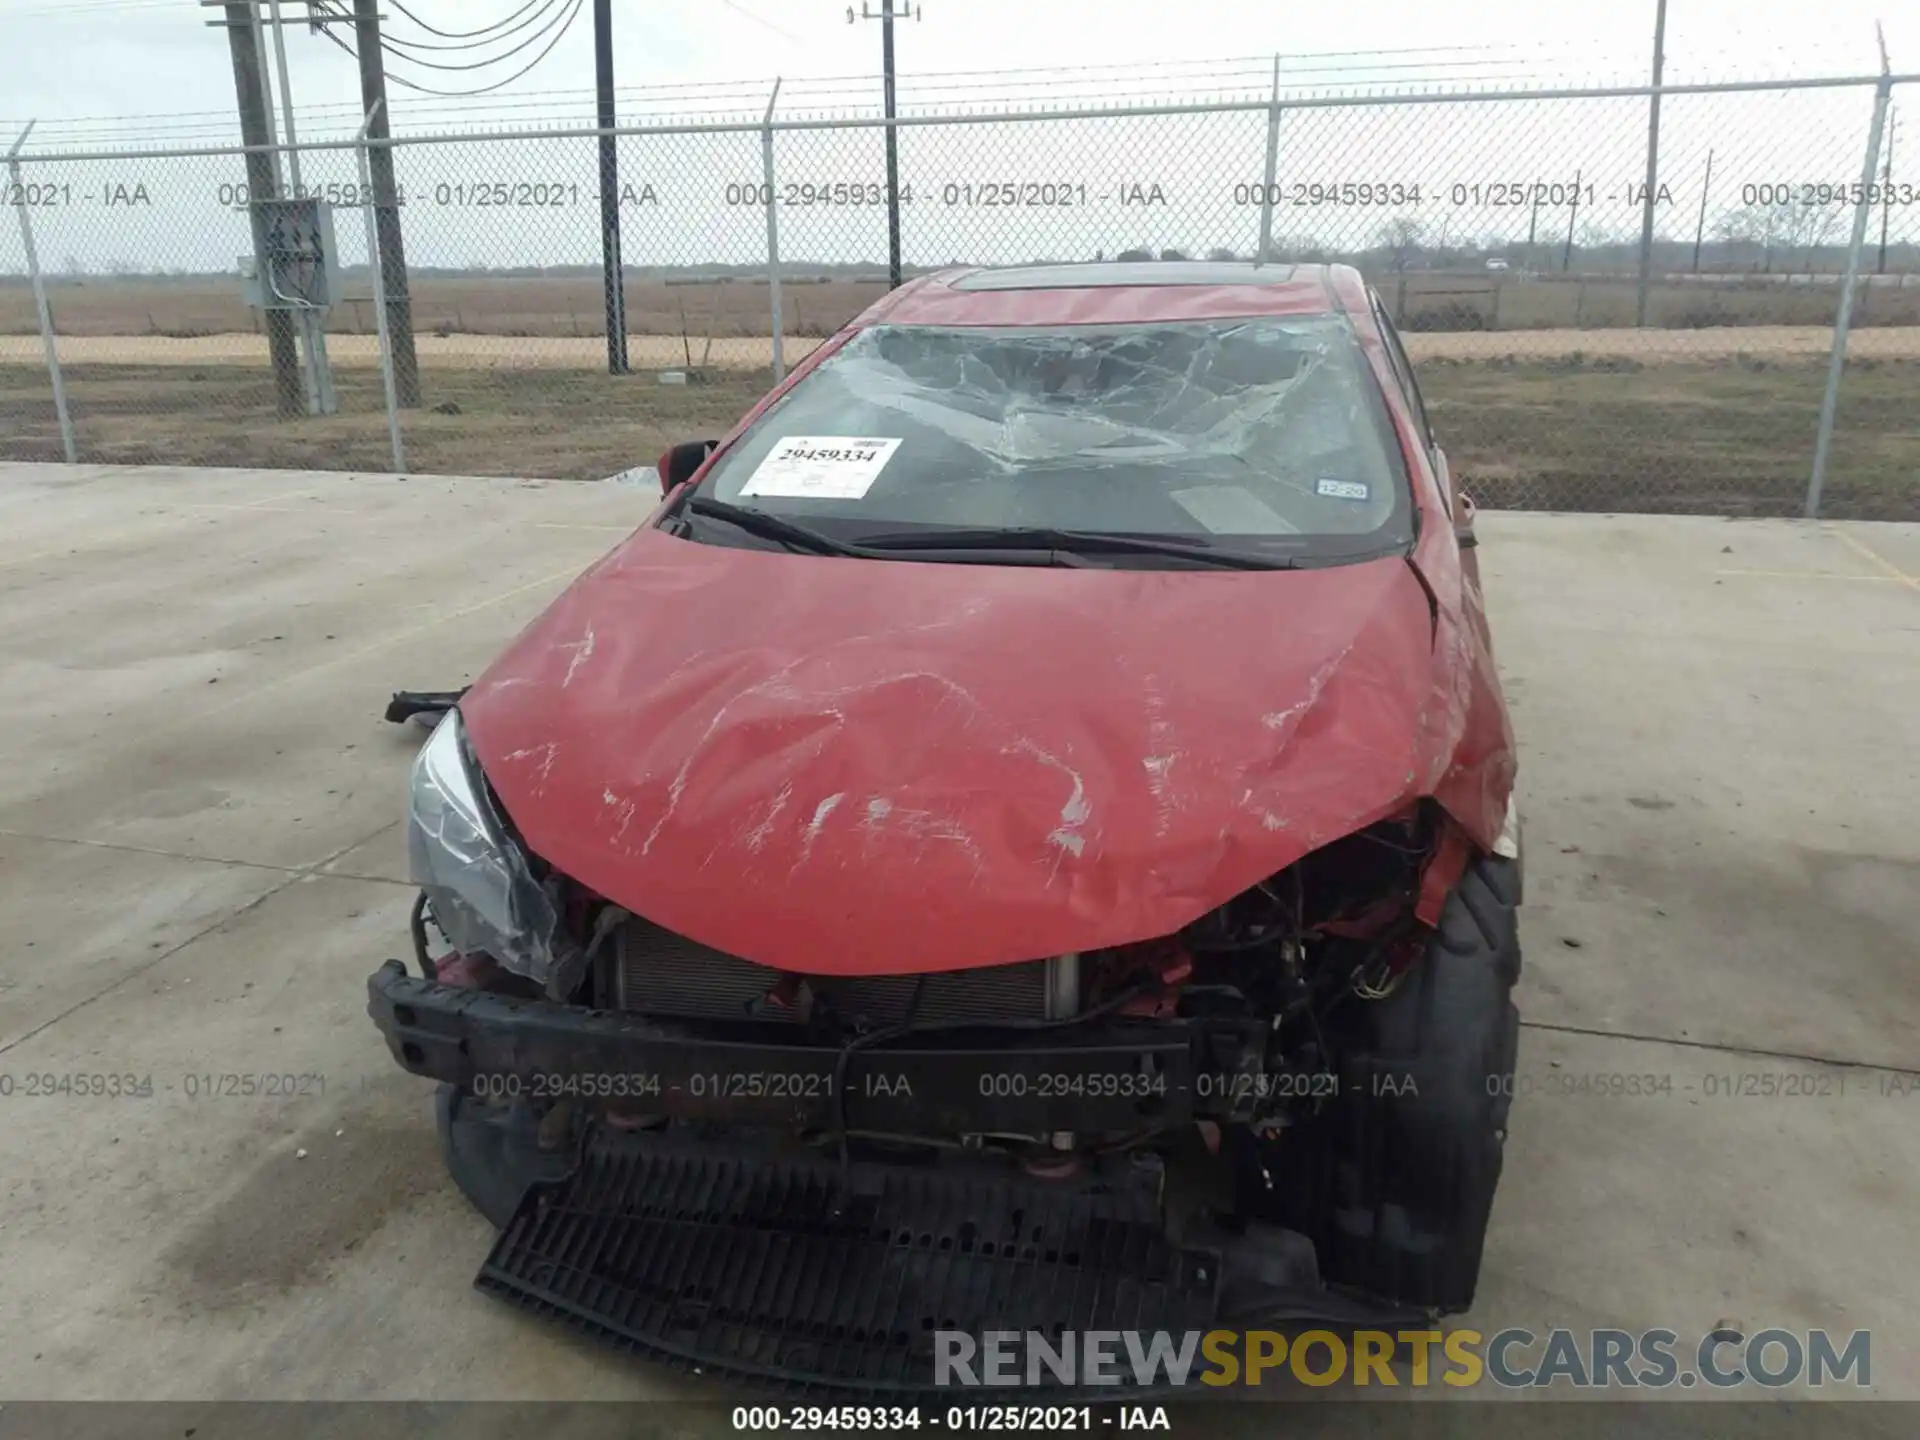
top-left (3, 70), bottom-right (1916, 518)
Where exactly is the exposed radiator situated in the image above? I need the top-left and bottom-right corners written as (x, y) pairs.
top-left (612, 913), bottom-right (1067, 1027)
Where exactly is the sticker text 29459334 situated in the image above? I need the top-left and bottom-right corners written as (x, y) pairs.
top-left (740, 436), bottom-right (903, 501)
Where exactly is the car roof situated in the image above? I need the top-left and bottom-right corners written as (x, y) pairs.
top-left (858, 261), bottom-right (1362, 329)
top-left (950, 260), bottom-right (1301, 291)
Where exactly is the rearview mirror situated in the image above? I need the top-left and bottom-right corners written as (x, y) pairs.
top-left (658, 439), bottom-right (719, 494)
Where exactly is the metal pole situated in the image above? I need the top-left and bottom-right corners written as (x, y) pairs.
top-left (1563, 168), bottom-right (1582, 271)
top-left (762, 79), bottom-right (785, 383)
top-left (251, 0), bottom-right (314, 422)
top-left (7, 123), bottom-right (77, 464)
top-left (252, 0), bottom-right (282, 185)
top-left (267, 0), bottom-right (335, 415)
top-left (226, 0), bottom-right (304, 418)
top-left (353, 0), bottom-right (421, 405)
top-left (1805, 76), bottom-right (1891, 519)
top-left (250, 0), bottom-right (309, 426)
top-left (268, 0), bottom-right (299, 191)
top-left (1878, 104), bottom-right (1894, 273)
top-left (882, 0), bottom-right (902, 289)
top-left (593, 0), bottom-right (628, 374)
top-left (1256, 56), bottom-right (1280, 266)
top-left (357, 104), bottom-right (406, 475)
top-left (1692, 148), bottom-right (1713, 272)
top-left (1635, 0), bottom-right (1668, 326)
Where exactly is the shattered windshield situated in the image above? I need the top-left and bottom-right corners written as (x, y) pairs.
top-left (693, 315), bottom-right (1413, 559)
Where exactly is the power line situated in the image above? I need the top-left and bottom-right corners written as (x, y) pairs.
top-left (385, 0), bottom-right (550, 40)
top-left (713, 0), bottom-right (799, 43)
top-left (371, 0), bottom-right (578, 71)
top-left (313, 0), bottom-right (584, 96)
top-left (376, 0), bottom-right (570, 54)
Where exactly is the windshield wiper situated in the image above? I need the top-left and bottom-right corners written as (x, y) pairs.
top-left (680, 500), bottom-right (1296, 570)
top-left (680, 498), bottom-right (1091, 567)
top-left (682, 497), bottom-right (869, 558)
top-left (851, 525), bottom-right (1300, 570)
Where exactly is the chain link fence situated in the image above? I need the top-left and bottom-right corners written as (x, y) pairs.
top-left (4, 72), bottom-right (1917, 518)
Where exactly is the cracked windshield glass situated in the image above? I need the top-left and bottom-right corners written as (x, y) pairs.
top-left (697, 315), bottom-right (1413, 553)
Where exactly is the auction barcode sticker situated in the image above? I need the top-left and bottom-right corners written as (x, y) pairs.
top-left (740, 436), bottom-right (903, 500)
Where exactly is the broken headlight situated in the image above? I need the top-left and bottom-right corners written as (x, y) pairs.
top-left (406, 709), bottom-right (569, 989)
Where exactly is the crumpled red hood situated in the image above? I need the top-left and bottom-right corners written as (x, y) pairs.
top-left (461, 529), bottom-right (1501, 974)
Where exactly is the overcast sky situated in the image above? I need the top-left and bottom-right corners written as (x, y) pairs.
top-left (0, 0), bottom-right (1910, 275)
top-left (0, 0), bottom-right (1908, 141)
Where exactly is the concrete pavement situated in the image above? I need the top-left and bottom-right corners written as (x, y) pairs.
top-left (0, 462), bottom-right (1914, 1402)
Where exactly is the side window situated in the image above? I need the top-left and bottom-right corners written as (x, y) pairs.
top-left (1369, 295), bottom-right (1434, 451)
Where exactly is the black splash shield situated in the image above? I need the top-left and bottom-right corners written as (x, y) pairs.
top-left (474, 1129), bottom-right (1224, 1398)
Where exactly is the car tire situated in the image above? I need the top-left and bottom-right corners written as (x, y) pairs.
top-left (1263, 851), bottom-right (1522, 1313)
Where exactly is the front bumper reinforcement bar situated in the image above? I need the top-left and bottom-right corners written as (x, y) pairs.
top-left (367, 960), bottom-right (1279, 1133)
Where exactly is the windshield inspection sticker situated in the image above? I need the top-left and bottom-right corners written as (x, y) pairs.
top-left (1315, 477), bottom-right (1371, 502)
top-left (740, 436), bottom-right (902, 501)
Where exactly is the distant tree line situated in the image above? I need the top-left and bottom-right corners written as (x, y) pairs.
top-left (14, 229), bottom-right (1916, 285)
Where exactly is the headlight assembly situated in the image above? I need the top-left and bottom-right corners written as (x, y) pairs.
top-left (406, 709), bottom-right (577, 992)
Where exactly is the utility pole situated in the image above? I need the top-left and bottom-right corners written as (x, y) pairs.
top-left (881, 0), bottom-right (900, 289)
top-left (1692, 147), bottom-right (1713, 273)
top-left (352, 0), bottom-right (421, 405)
top-left (223, 0), bottom-right (304, 417)
top-left (1634, 0), bottom-right (1668, 327)
top-left (205, 0), bottom-right (338, 413)
top-left (850, 1), bottom-right (920, 289)
top-left (265, 0), bottom-right (337, 413)
top-left (595, 0), bottom-right (628, 374)
top-left (1879, 105), bottom-right (1895, 274)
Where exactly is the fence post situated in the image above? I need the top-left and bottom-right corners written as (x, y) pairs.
top-left (1256, 56), bottom-right (1280, 265)
top-left (6, 123), bottom-right (76, 464)
top-left (356, 103), bottom-right (406, 474)
top-left (1805, 70), bottom-right (1892, 519)
top-left (762, 79), bottom-right (785, 382)
top-left (1634, 0), bottom-right (1669, 327)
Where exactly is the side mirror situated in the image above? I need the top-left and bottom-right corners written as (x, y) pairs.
top-left (658, 439), bottom-right (719, 495)
top-left (1455, 490), bottom-right (1479, 553)
top-left (1431, 444), bottom-right (1476, 548)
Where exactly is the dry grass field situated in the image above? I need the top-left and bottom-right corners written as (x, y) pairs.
top-left (1419, 356), bottom-right (1920, 517)
top-left (9, 325), bottom-right (1920, 370)
top-left (0, 275), bottom-right (885, 343)
top-left (2, 270), bottom-right (1914, 519)
top-left (3, 352), bottom-right (1915, 520)
top-left (1382, 272), bottom-right (1920, 331)
top-left (4, 270), bottom-right (1918, 344)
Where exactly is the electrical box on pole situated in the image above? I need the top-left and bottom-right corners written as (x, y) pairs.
top-left (239, 197), bottom-right (341, 313)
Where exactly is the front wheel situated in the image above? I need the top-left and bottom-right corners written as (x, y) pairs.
top-left (1256, 851), bottom-right (1522, 1312)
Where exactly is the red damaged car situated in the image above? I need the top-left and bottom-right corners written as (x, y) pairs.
top-left (371, 260), bottom-right (1522, 1393)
